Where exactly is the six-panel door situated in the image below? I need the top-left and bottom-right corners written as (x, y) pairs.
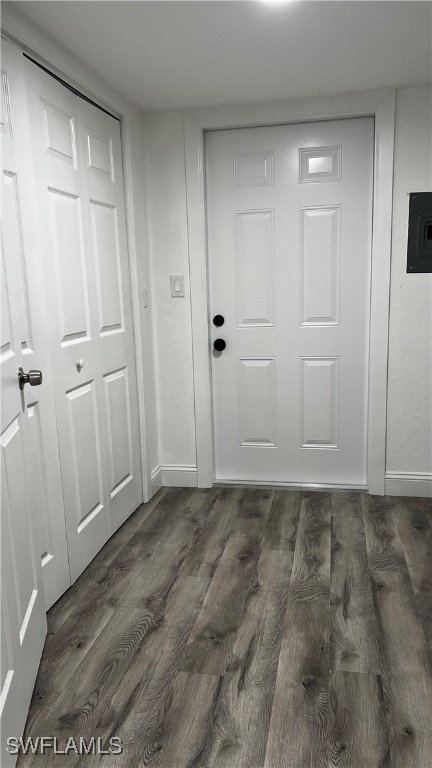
top-left (206, 118), bottom-right (374, 485)
top-left (25, 62), bottom-right (142, 582)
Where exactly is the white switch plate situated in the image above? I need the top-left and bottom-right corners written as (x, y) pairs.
top-left (170, 274), bottom-right (185, 298)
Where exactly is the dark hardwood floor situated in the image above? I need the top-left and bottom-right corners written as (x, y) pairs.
top-left (19, 488), bottom-right (432, 767)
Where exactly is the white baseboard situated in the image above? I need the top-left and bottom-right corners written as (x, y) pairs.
top-left (156, 464), bottom-right (198, 488)
top-left (214, 478), bottom-right (367, 491)
top-left (385, 472), bottom-right (432, 498)
top-left (152, 468), bottom-right (431, 497)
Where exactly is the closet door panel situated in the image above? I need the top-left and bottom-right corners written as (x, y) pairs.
top-left (26, 61), bottom-right (142, 581)
top-left (26, 64), bottom-right (111, 583)
top-left (79, 101), bottom-right (142, 533)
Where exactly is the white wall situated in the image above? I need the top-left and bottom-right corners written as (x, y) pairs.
top-left (386, 86), bottom-right (432, 476)
top-left (144, 112), bottom-right (196, 471)
top-left (145, 86), bottom-right (432, 488)
top-left (124, 110), bottom-right (160, 491)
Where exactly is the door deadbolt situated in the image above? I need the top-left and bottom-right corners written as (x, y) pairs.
top-left (18, 367), bottom-right (43, 390)
top-left (213, 338), bottom-right (226, 352)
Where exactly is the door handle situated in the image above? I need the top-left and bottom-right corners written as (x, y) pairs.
top-left (213, 338), bottom-right (226, 352)
top-left (18, 367), bottom-right (43, 390)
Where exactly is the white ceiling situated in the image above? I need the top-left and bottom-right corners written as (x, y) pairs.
top-left (11, 1), bottom-right (432, 111)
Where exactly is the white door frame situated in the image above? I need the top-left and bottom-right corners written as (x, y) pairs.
top-left (184, 89), bottom-right (395, 494)
top-left (1, 7), bottom-right (157, 502)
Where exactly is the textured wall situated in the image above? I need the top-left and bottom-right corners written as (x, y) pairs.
top-left (386, 86), bottom-right (432, 474)
top-left (145, 87), bottom-right (432, 477)
top-left (144, 112), bottom-right (196, 469)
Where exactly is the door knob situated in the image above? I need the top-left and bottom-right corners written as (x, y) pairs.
top-left (18, 367), bottom-right (43, 390)
top-left (213, 338), bottom-right (226, 352)
top-left (213, 315), bottom-right (225, 327)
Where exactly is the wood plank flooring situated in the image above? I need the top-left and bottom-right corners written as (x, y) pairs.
top-left (19, 488), bottom-right (432, 768)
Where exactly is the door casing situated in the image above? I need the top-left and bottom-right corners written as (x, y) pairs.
top-left (184, 91), bottom-right (395, 494)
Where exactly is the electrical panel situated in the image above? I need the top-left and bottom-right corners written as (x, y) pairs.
top-left (407, 192), bottom-right (432, 273)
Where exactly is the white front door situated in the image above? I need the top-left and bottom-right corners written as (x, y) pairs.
top-left (26, 62), bottom-right (142, 582)
top-left (206, 118), bottom-right (374, 486)
top-left (1, 39), bottom-right (47, 764)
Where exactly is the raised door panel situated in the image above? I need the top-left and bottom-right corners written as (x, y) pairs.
top-left (1, 417), bottom-right (37, 633)
top-left (86, 129), bottom-right (114, 181)
top-left (81, 120), bottom-right (116, 205)
top-left (104, 367), bottom-right (133, 498)
top-left (0, 470), bottom-right (20, 756)
top-left (300, 357), bottom-right (339, 449)
top-left (65, 380), bottom-right (105, 534)
top-left (48, 189), bottom-right (91, 347)
top-left (1, 70), bottom-right (12, 138)
top-left (90, 201), bottom-right (124, 336)
top-left (1, 242), bottom-right (13, 364)
top-left (26, 401), bottom-right (52, 569)
top-left (0, 598), bottom-right (13, 708)
top-left (234, 151), bottom-right (274, 187)
top-left (2, 172), bottom-right (32, 353)
top-left (300, 206), bottom-right (340, 326)
top-left (235, 210), bottom-right (274, 327)
top-left (238, 357), bottom-right (277, 447)
top-left (42, 99), bottom-right (77, 167)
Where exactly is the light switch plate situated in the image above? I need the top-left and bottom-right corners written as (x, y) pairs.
top-left (170, 274), bottom-right (185, 297)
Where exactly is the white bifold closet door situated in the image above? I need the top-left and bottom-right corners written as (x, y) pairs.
top-left (206, 118), bottom-right (374, 487)
top-left (25, 61), bottom-right (142, 582)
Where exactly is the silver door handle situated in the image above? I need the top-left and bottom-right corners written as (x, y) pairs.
top-left (18, 367), bottom-right (43, 390)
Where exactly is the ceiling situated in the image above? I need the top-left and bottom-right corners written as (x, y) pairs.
top-left (11, 1), bottom-right (432, 111)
